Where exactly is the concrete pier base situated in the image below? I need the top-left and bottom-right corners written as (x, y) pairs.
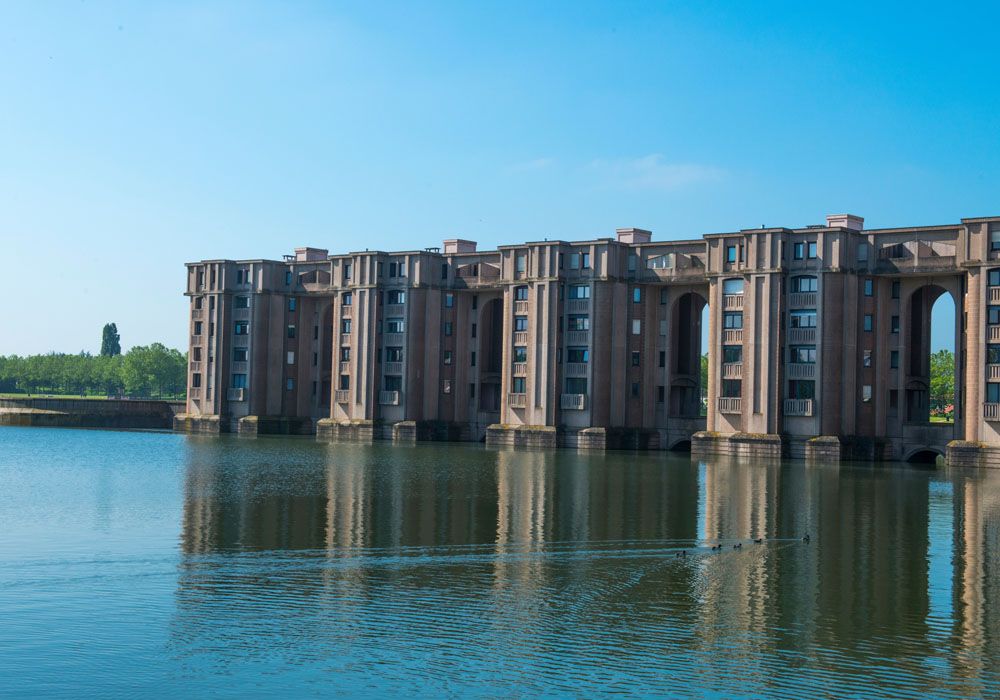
top-left (692, 432), bottom-right (783, 460)
top-left (237, 415), bottom-right (314, 436)
top-left (486, 424), bottom-right (558, 449)
top-left (173, 413), bottom-right (224, 433)
top-left (316, 419), bottom-right (378, 443)
top-left (946, 440), bottom-right (1000, 468)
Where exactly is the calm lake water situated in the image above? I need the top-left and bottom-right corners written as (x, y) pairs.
top-left (1, 427), bottom-right (999, 697)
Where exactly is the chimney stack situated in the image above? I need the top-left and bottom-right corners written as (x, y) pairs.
top-left (616, 227), bottom-right (652, 244)
top-left (826, 214), bottom-right (864, 231)
top-left (443, 239), bottom-right (477, 254)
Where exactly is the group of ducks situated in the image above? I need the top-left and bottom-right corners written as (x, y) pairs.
top-left (674, 534), bottom-right (810, 558)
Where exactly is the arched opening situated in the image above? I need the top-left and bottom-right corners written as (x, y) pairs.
top-left (906, 448), bottom-right (943, 466)
top-left (669, 291), bottom-right (708, 418)
top-left (906, 285), bottom-right (957, 424)
top-left (319, 303), bottom-right (334, 417)
top-left (669, 439), bottom-right (692, 452)
top-left (476, 297), bottom-right (503, 414)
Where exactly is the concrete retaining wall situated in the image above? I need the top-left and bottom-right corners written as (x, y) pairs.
top-left (1, 397), bottom-right (183, 430)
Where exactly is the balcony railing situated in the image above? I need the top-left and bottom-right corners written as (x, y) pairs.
top-left (385, 361), bottom-right (403, 375)
top-left (188, 387), bottom-right (201, 398)
top-left (989, 326), bottom-right (1000, 343)
top-left (512, 362), bottom-right (527, 376)
top-left (227, 388), bottom-right (246, 402)
top-left (566, 330), bottom-right (589, 345)
top-left (334, 389), bottom-right (350, 404)
top-left (231, 361), bottom-right (248, 374)
top-left (565, 362), bottom-right (587, 377)
top-left (560, 393), bottom-right (586, 410)
top-left (722, 362), bottom-right (742, 379)
top-left (877, 240), bottom-right (957, 272)
top-left (567, 299), bottom-right (589, 313)
top-left (386, 304), bottom-right (405, 316)
top-left (233, 335), bottom-right (249, 347)
top-left (787, 363), bottom-right (816, 379)
top-left (718, 397), bottom-right (742, 414)
top-left (513, 331), bottom-right (529, 345)
top-left (784, 398), bottom-right (813, 416)
top-left (723, 329), bottom-right (743, 344)
top-left (379, 390), bottom-right (400, 406)
top-left (723, 294), bottom-right (743, 310)
top-left (990, 287), bottom-right (1000, 304)
top-left (384, 333), bottom-right (404, 346)
top-left (515, 300), bottom-right (529, 315)
top-left (189, 361), bottom-right (202, 373)
top-left (788, 327), bottom-right (816, 344)
top-left (788, 292), bottom-right (817, 308)
top-left (191, 309), bottom-right (204, 320)
top-left (233, 307), bottom-right (250, 320)
top-left (989, 364), bottom-right (1000, 381)
top-left (340, 333), bottom-right (352, 346)
top-left (507, 392), bottom-right (527, 408)
top-left (341, 305), bottom-right (352, 318)
top-left (339, 361), bottom-right (351, 374)
top-left (986, 403), bottom-right (1000, 421)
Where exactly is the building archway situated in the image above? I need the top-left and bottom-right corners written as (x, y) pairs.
top-left (904, 284), bottom-right (959, 426)
top-left (905, 448), bottom-right (944, 465)
top-left (669, 291), bottom-right (708, 418)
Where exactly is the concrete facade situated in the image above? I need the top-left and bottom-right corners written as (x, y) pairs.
top-left (177, 214), bottom-right (1000, 464)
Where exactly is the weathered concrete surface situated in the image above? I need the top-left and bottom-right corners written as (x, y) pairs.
top-left (0, 398), bottom-right (183, 430)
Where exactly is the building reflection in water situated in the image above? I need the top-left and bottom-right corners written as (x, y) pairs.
top-left (175, 441), bottom-right (1000, 694)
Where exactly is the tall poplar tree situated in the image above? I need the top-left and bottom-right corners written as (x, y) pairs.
top-left (100, 323), bottom-right (121, 357)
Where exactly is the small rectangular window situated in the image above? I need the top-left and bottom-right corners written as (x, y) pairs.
top-left (891, 350), bottom-right (899, 368)
top-left (443, 351), bottom-right (453, 365)
top-left (891, 316), bottom-right (899, 333)
top-left (235, 296), bottom-right (249, 309)
top-left (864, 314), bottom-right (873, 331)
top-left (632, 287), bottom-right (641, 303)
top-left (445, 293), bottom-right (454, 308)
top-left (192, 373), bottom-right (202, 388)
top-left (659, 351), bottom-right (665, 368)
top-left (631, 351), bottom-right (640, 366)
top-left (726, 245), bottom-right (737, 263)
top-left (581, 252), bottom-right (590, 269)
top-left (864, 279), bottom-right (873, 296)
top-left (471, 351), bottom-right (476, 367)
top-left (234, 321), bottom-right (249, 335)
top-left (863, 350), bottom-right (872, 367)
top-left (631, 319), bottom-right (641, 335)
top-left (285, 270), bottom-right (292, 285)
top-left (232, 373), bottom-right (247, 389)
top-left (807, 242), bottom-right (818, 259)
top-left (444, 322), bottom-right (453, 336)
top-left (287, 325), bottom-right (296, 339)
top-left (794, 242), bottom-right (804, 260)
top-left (892, 281), bottom-right (901, 298)
top-left (288, 297), bottom-right (296, 312)
top-left (512, 377), bottom-right (526, 393)
top-left (287, 351), bottom-right (295, 365)
top-left (515, 316), bottom-right (529, 331)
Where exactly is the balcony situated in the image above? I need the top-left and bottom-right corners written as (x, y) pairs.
top-left (188, 387), bottom-right (201, 398)
top-left (718, 397), bottom-right (742, 414)
top-left (784, 398), bottom-right (814, 417)
top-left (723, 329), bottom-right (743, 344)
top-left (986, 403), bottom-right (1000, 421)
top-left (567, 299), bottom-right (589, 313)
top-left (560, 393), bottom-right (586, 410)
top-left (189, 361), bottom-right (202, 373)
top-left (990, 287), bottom-right (1000, 304)
top-left (513, 331), bottom-right (529, 345)
top-left (379, 390), bottom-right (400, 406)
top-left (339, 361), bottom-right (351, 374)
top-left (723, 294), bottom-right (743, 310)
top-left (451, 264), bottom-right (501, 289)
top-left (787, 363), bottom-right (816, 379)
top-left (565, 362), bottom-right (587, 377)
top-left (989, 326), bottom-right (1000, 342)
top-left (340, 333), bottom-right (352, 345)
top-left (190, 334), bottom-right (201, 346)
top-left (341, 305), bottom-right (352, 318)
top-left (512, 362), bottom-right (527, 376)
top-left (566, 330), bottom-right (589, 345)
top-left (335, 390), bottom-right (350, 404)
top-left (507, 392), bottom-right (527, 408)
top-left (233, 307), bottom-right (250, 320)
top-left (227, 388), bottom-right (246, 402)
top-left (515, 300), bottom-right (529, 315)
top-left (788, 292), bottom-right (817, 308)
top-left (722, 362), bottom-right (742, 379)
top-left (385, 361), bottom-right (403, 375)
top-left (191, 309), bottom-right (204, 320)
top-left (788, 327), bottom-right (816, 344)
top-left (989, 365), bottom-right (1000, 381)
top-left (384, 333), bottom-right (404, 346)
top-left (233, 335), bottom-right (249, 347)
top-left (231, 361), bottom-right (248, 374)
top-left (386, 304), bottom-right (405, 316)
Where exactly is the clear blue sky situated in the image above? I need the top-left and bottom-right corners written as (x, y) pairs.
top-left (1, 1), bottom-right (996, 355)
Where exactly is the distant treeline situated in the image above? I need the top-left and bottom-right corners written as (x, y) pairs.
top-left (0, 344), bottom-right (187, 399)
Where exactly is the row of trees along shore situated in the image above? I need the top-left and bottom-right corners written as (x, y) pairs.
top-left (0, 323), bottom-right (187, 399)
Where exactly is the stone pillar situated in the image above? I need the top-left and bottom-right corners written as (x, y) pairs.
top-left (965, 268), bottom-right (983, 441)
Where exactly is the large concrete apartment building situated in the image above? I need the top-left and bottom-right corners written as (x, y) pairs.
top-left (176, 212), bottom-right (1000, 465)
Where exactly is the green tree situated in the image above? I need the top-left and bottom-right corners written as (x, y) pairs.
top-left (930, 349), bottom-right (955, 413)
top-left (100, 323), bottom-right (121, 357)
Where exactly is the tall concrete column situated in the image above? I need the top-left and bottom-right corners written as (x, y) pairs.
top-left (965, 268), bottom-right (983, 441)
